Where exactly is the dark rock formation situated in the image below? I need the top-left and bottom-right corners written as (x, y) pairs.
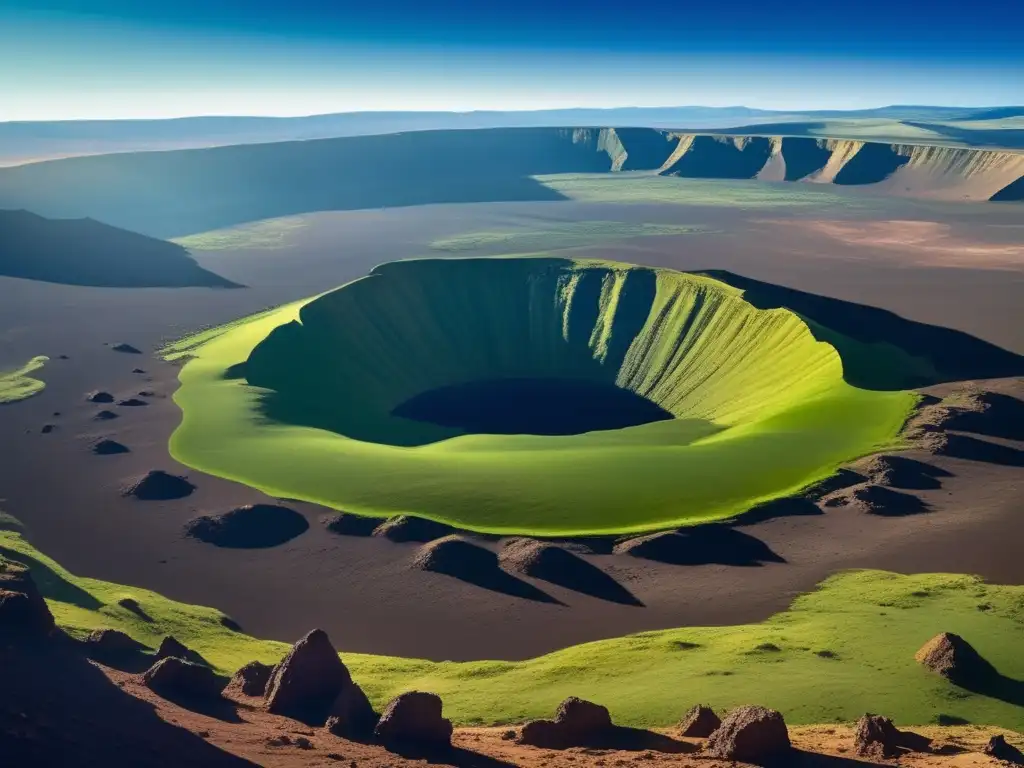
top-left (40, 424), bottom-right (55, 434)
top-left (143, 657), bottom-right (223, 700)
top-left (184, 505), bottom-right (309, 549)
top-left (321, 513), bottom-right (383, 537)
top-left (117, 397), bottom-right (148, 407)
top-left (92, 438), bottom-right (129, 455)
top-left (499, 538), bottom-right (642, 605)
top-left (679, 704), bottom-right (721, 737)
top-left (111, 343), bottom-right (143, 354)
top-left (156, 635), bottom-right (205, 665)
top-left (0, 565), bottom-right (55, 639)
top-left (854, 714), bottom-right (903, 758)
top-left (121, 470), bottom-right (195, 500)
top-left (822, 483), bottom-right (928, 516)
top-left (373, 515), bottom-right (455, 543)
top-left (861, 454), bottom-right (950, 490)
top-left (518, 697), bottom-right (614, 749)
top-left (985, 735), bottom-right (1024, 764)
top-left (223, 661), bottom-right (274, 697)
top-left (324, 682), bottom-right (379, 739)
top-left (374, 691), bottom-right (453, 750)
top-left (86, 390), bottom-right (115, 403)
top-left (265, 629), bottom-right (353, 724)
top-left (915, 632), bottom-right (997, 685)
top-left (704, 705), bottom-right (791, 762)
top-left (86, 628), bottom-right (147, 654)
top-left (94, 410), bottom-right (120, 421)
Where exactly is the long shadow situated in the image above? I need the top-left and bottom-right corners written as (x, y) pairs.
top-left (383, 744), bottom-right (518, 767)
top-left (501, 543), bottom-right (643, 606)
top-left (0, 545), bottom-right (102, 610)
top-left (939, 434), bottom-right (1024, 467)
top-left (696, 270), bottom-right (1024, 389)
top-left (865, 455), bottom-right (952, 490)
top-left (733, 496), bottom-right (823, 525)
top-left (955, 666), bottom-right (1024, 708)
top-left (415, 539), bottom-right (561, 605)
top-left (584, 726), bottom-right (696, 753)
top-left (943, 392), bottom-right (1024, 441)
top-left (614, 524), bottom-right (785, 566)
top-left (2, 640), bottom-right (253, 767)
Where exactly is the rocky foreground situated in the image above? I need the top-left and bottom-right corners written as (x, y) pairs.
top-left (3, 564), bottom-right (1022, 767)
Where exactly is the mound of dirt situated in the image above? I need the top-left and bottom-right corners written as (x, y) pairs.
top-left (184, 505), bottom-right (309, 549)
top-left (915, 632), bottom-right (997, 685)
top-left (265, 628), bottom-right (354, 724)
top-left (111, 343), bottom-right (142, 354)
top-left (861, 455), bottom-right (951, 490)
top-left (373, 515), bottom-right (455, 543)
top-left (985, 735), bottom-right (1024, 764)
top-left (321, 512), bottom-right (383, 537)
top-left (0, 565), bottom-right (55, 639)
top-left (499, 538), bottom-right (641, 605)
top-left (612, 525), bottom-right (783, 566)
top-left (822, 483), bottom-right (928, 516)
top-left (518, 697), bottom-right (614, 749)
top-left (122, 470), bottom-right (195, 500)
top-left (117, 397), bottom-right (148, 407)
top-left (705, 705), bottom-right (791, 762)
top-left (94, 409), bottom-right (120, 421)
top-left (156, 636), bottom-right (207, 665)
top-left (679, 704), bottom-right (720, 737)
top-left (86, 390), bottom-right (114, 403)
top-left (86, 628), bottom-right (147, 654)
top-left (223, 661), bottom-right (274, 698)
top-left (854, 714), bottom-right (903, 758)
top-left (412, 536), bottom-right (496, 577)
top-left (374, 691), bottom-right (453, 750)
top-left (92, 438), bottom-right (129, 455)
top-left (143, 657), bottom-right (223, 701)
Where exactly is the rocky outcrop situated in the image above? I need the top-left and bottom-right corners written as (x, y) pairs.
top-left (374, 691), bottom-right (453, 750)
top-left (985, 735), bottom-right (1024, 764)
top-left (373, 515), bottom-right (455, 543)
top-left (85, 390), bottom-right (114, 403)
top-left (854, 714), bottom-right (903, 758)
top-left (143, 657), bottom-right (223, 700)
top-left (86, 628), bottom-right (147, 654)
top-left (156, 636), bottom-right (201, 663)
top-left (518, 697), bottom-right (614, 749)
top-left (265, 629), bottom-right (355, 724)
top-left (325, 683), bottom-right (379, 740)
top-left (678, 704), bottom-right (720, 737)
top-left (705, 705), bottom-right (791, 762)
top-left (184, 505), bottom-right (309, 549)
top-left (121, 471), bottom-right (195, 501)
top-left (0, 564), bottom-right (55, 639)
top-left (915, 632), bottom-right (997, 685)
top-left (224, 661), bottom-right (274, 697)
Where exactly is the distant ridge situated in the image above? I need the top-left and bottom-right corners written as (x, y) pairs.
top-left (0, 209), bottom-right (238, 288)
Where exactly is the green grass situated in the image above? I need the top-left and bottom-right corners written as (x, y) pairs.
top-left (0, 355), bottom-right (48, 404)
top-left (430, 221), bottom-right (707, 253)
top-left (3, 523), bottom-right (1022, 729)
top-left (165, 256), bottom-right (915, 535)
top-left (535, 172), bottom-right (876, 209)
top-left (171, 216), bottom-right (308, 251)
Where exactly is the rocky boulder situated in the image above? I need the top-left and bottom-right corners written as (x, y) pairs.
top-left (86, 628), bottom-right (147, 654)
top-left (265, 629), bottom-right (353, 723)
top-left (985, 735), bottom-right (1024, 765)
top-left (121, 470), bottom-right (195, 501)
top-left (854, 713), bottom-right (903, 758)
top-left (143, 657), bottom-right (223, 700)
top-left (156, 635), bottom-right (204, 664)
top-left (914, 632), bottom-right (996, 685)
top-left (224, 660), bottom-right (274, 697)
top-left (374, 691), bottom-right (452, 750)
top-left (679, 704), bottom-right (720, 738)
top-left (325, 682), bottom-right (379, 739)
top-left (0, 564), bottom-right (55, 639)
top-left (705, 705), bottom-right (791, 763)
top-left (518, 697), bottom-right (614, 749)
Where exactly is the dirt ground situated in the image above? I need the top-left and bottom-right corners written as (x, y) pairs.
top-left (0, 196), bottom-right (1022, 661)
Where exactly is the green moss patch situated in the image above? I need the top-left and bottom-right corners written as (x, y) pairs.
top-left (172, 216), bottom-right (308, 252)
top-left (430, 221), bottom-right (705, 253)
top-left (0, 355), bottom-right (48, 404)
top-left (166, 257), bottom-right (915, 535)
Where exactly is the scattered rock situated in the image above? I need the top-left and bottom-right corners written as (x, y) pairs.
top-left (86, 628), bottom-right (147, 654)
top-left (132, 368), bottom-right (146, 374)
top-left (854, 714), bottom-right (903, 758)
top-left (111, 343), bottom-right (142, 354)
top-left (265, 629), bottom-right (354, 724)
top-left (0, 565), bottom-right (55, 639)
top-left (325, 682), bottom-right (379, 739)
top-left (58, 354), bottom-right (70, 360)
top-left (138, 390), bottom-right (156, 397)
top-left (92, 438), bottom-right (129, 455)
top-left (499, 538), bottom-right (641, 605)
top-left (143, 657), bottom-right (223, 700)
top-left (86, 390), bottom-right (115, 403)
top-left (224, 661), bottom-right (274, 697)
top-left (915, 632), bottom-right (997, 685)
top-left (822, 483), bottom-right (928, 516)
top-left (294, 736), bottom-right (314, 750)
top-left (156, 635), bottom-right (205, 665)
top-left (679, 704), bottom-right (720, 738)
top-left (184, 505), bottom-right (309, 549)
top-left (117, 397), bottom-right (148, 407)
top-left (121, 470), bottom-right (195, 500)
top-left (985, 735), bottom-right (1024, 764)
top-left (705, 705), bottom-right (791, 763)
top-left (518, 697), bottom-right (614, 749)
top-left (40, 424), bottom-right (55, 434)
top-left (612, 525), bottom-right (783, 566)
top-left (373, 515), bottom-right (455, 543)
top-left (374, 691), bottom-right (453, 750)
top-left (94, 410), bottom-right (120, 421)
top-left (411, 535), bottom-right (495, 577)
top-left (860, 455), bottom-right (950, 490)
top-left (321, 513), bottom-right (383, 537)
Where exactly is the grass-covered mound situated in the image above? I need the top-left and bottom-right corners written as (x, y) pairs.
top-left (167, 257), bottom-right (915, 535)
top-left (3, 523), bottom-right (1023, 729)
top-left (0, 355), bottom-right (48, 404)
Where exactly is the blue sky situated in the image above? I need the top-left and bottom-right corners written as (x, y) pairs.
top-left (2, 0), bottom-right (1022, 120)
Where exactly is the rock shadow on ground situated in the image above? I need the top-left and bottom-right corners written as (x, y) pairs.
top-left (612, 524), bottom-right (784, 566)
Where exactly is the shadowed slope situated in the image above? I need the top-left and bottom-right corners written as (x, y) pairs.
top-left (0, 209), bottom-right (237, 288)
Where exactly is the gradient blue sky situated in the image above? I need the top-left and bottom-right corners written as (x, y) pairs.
top-left (2, 0), bottom-right (1022, 120)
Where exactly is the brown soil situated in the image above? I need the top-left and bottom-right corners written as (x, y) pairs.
top-left (184, 505), bottom-right (310, 549)
top-left (0, 201), bottom-right (1022, 662)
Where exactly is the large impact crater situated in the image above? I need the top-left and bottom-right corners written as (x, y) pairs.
top-left (169, 257), bottom-right (916, 534)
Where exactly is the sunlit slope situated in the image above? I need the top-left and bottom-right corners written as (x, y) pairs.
top-left (168, 258), bottom-right (914, 535)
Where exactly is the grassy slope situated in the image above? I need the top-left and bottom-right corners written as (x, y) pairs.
top-left (2, 524), bottom-right (1022, 729)
top-left (430, 221), bottom-right (706, 252)
top-left (0, 355), bottom-right (48, 404)
top-left (165, 258), bottom-right (915, 535)
top-left (171, 216), bottom-right (309, 251)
